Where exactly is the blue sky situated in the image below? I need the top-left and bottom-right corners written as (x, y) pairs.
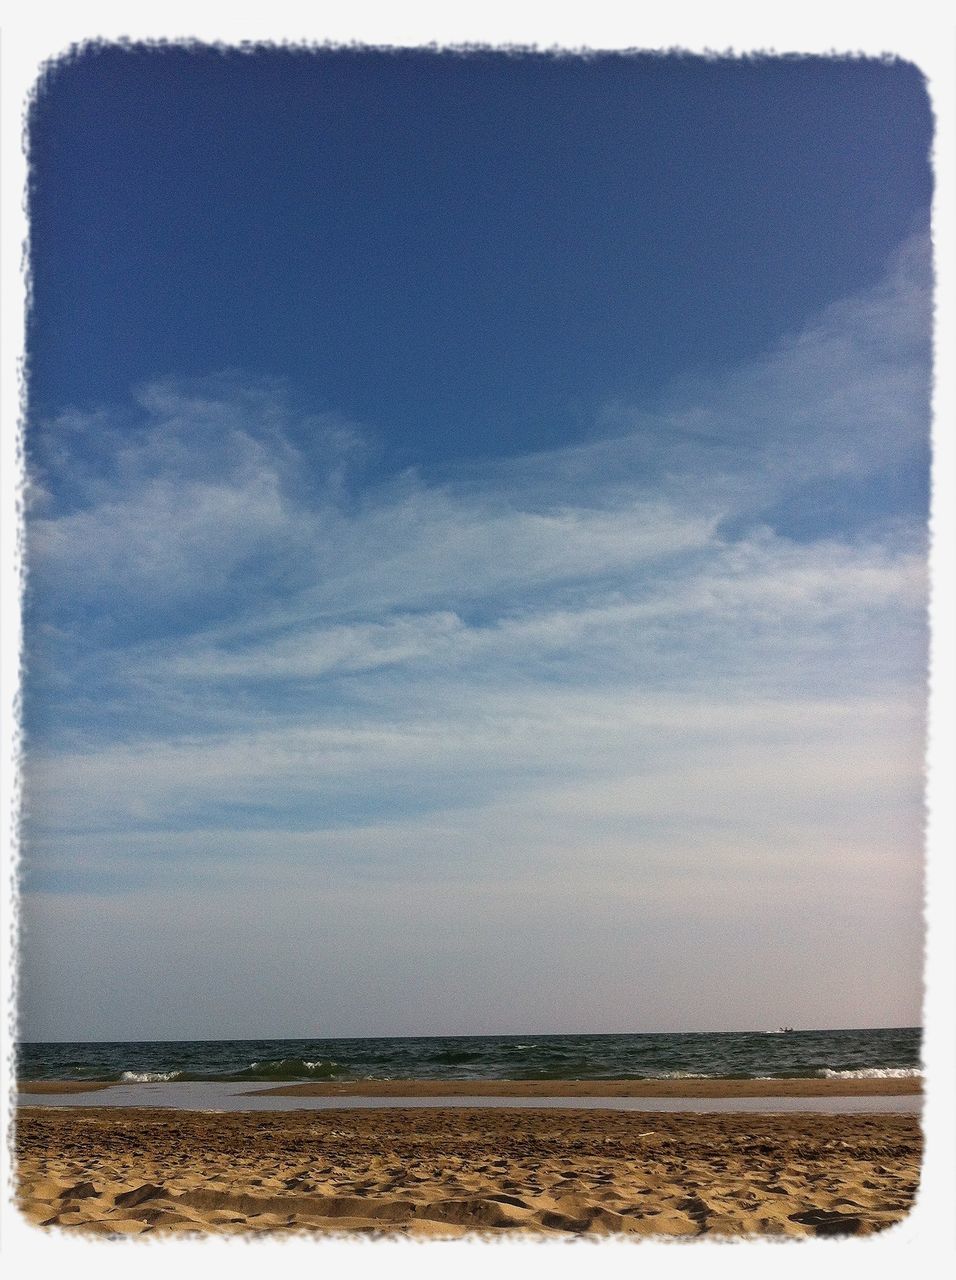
top-left (20, 49), bottom-right (931, 1039)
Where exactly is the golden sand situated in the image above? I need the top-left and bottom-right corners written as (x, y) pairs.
top-left (16, 1104), bottom-right (921, 1239)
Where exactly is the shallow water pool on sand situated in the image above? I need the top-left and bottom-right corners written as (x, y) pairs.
top-left (19, 1081), bottom-right (922, 1114)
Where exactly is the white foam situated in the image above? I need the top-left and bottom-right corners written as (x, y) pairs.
top-left (655, 1072), bottom-right (710, 1079)
top-left (821, 1067), bottom-right (921, 1079)
top-left (120, 1070), bottom-right (182, 1082)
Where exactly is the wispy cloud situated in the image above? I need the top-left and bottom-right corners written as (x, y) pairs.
top-left (19, 234), bottom-right (929, 1037)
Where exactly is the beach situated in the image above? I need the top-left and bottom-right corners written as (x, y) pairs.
top-left (15, 1080), bottom-right (922, 1239)
top-left (18, 40), bottom-right (931, 1257)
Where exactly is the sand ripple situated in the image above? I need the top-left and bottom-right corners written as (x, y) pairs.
top-left (16, 1105), bottom-right (921, 1239)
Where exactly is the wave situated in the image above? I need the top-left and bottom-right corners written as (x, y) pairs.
top-left (820, 1067), bottom-right (922, 1079)
top-left (225, 1058), bottom-right (346, 1081)
top-left (120, 1070), bottom-right (182, 1083)
top-left (118, 1059), bottom-right (349, 1083)
top-left (18, 1030), bottom-right (922, 1086)
top-left (99, 1064), bottom-right (924, 1085)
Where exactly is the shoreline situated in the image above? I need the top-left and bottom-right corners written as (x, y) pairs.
top-left (19, 1074), bottom-right (921, 1098)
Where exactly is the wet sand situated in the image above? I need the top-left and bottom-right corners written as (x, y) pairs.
top-left (15, 1104), bottom-right (921, 1239)
top-left (248, 1076), bottom-right (920, 1098)
top-left (19, 1081), bottom-right (116, 1095)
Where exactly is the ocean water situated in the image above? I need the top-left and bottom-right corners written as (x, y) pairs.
top-left (18, 1027), bottom-right (920, 1084)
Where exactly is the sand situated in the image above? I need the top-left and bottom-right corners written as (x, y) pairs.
top-left (246, 1076), bottom-right (920, 1098)
top-left (15, 1103), bottom-right (921, 1239)
top-left (19, 1081), bottom-right (117, 1095)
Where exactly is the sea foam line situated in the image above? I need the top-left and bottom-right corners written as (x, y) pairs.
top-left (821, 1067), bottom-right (921, 1079)
top-left (120, 1070), bottom-right (182, 1083)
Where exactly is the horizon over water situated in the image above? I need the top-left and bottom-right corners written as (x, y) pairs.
top-left (18, 1027), bottom-right (921, 1084)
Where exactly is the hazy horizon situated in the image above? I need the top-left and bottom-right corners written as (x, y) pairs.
top-left (19, 48), bottom-right (930, 1042)
top-left (19, 1024), bottom-right (923, 1046)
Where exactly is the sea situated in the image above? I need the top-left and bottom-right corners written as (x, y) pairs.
top-left (17, 1027), bottom-right (920, 1084)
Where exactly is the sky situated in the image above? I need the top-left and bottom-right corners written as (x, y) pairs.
top-left (18, 47), bottom-right (931, 1041)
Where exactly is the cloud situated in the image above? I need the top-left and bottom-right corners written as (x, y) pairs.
top-left (26, 236), bottom-right (929, 632)
top-left (18, 234), bottom-right (930, 1036)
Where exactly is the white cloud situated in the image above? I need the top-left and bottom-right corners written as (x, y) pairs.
top-left (26, 239), bottom-right (929, 629)
top-left (18, 234), bottom-right (930, 1036)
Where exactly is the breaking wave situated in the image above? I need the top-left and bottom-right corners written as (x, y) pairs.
top-left (120, 1070), bottom-right (182, 1083)
top-left (820, 1067), bottom-right (921, 1079)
